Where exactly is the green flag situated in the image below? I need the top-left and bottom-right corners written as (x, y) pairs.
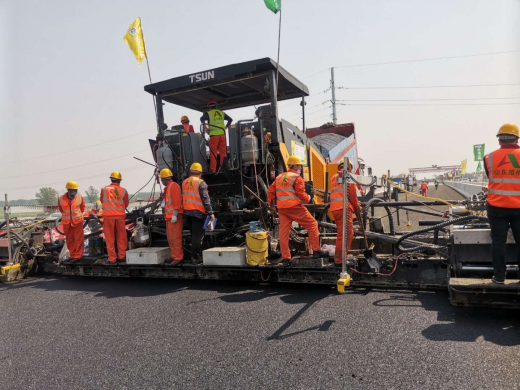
top-left (476, 161), bottom-right (482, 172)
top-left (264, 0), bottom-right (281, 14)
top-left (473, 144), bottom-right (485, 161)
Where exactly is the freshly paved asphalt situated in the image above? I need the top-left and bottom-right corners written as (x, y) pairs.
top-left (1, 276), bottom-right (519, 389)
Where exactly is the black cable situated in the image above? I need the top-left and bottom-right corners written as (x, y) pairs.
top-left (362, 198), bottom-right (395, 236)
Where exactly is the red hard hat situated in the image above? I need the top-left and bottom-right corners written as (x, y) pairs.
top-left (207, 99), bottom-right (217, 106)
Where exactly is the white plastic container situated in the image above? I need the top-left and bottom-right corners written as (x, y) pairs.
top-left (126, 247), bottom-right (170, 265)
top-left (203, 247), bottom-right (247, 267)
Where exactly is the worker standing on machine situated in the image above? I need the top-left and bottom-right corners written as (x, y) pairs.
top-left (101, 171), bottom-right (129, 264)
top-left (329, 159), bottom-right (361, 265)
top-left (181, 116), bottom-right (194, 133)
top-left (182, 163), bottom-right (215, 263)
top-left (484, 123), bottom-right (520, 284)
top-left (420, 180), bottom-right (428, 196)
top-left (58, 181), bottom-right (86, 263)
top-left (84, 200), bottom-right (103, 218)
top-left (160, 168), bottom-right (184, 266)
top-left (267, 156), bottom-right (326, 266)
top-left (200, 99), bottom-right (233, 173)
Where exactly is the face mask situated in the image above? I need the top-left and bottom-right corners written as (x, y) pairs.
top-left (70, 191), bottom-right (78, 196)
top-left (295, 168), bottom-right (302, 175)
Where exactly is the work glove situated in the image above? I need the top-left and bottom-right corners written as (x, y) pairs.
top-left (171, 215), bottom-right (177, 224)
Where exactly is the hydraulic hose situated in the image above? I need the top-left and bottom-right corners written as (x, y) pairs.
top-left (395, 214), bottom-right (489, 253)
top-left (362, 198), bottom-right (396, 236)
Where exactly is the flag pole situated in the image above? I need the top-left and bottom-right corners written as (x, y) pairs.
top-left (275, 7), bottom-right (282, 90)
top-left (139, 17), bottom-right (158, 122)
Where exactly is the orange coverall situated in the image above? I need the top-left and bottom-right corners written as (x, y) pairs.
top-left (58, 194), bottom-right (86, 259)
top-left (209, 135), bottom-right (226, 173)
top-left (420, 182), bottom-right (428, 196)
top-left (182, 123), bottom-right (195, 133)
top-left (267, 169), bottom-right (321, 260)
top-left (101, 184), bottom-right (129, 262)
top-left (331, 183), bottom-right (360, 264)
top-left (164, 181), bottom-right (184, 261)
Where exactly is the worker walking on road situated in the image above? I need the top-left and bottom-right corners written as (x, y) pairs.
top-left (484, 123), bottom-right (520, 284)
top-left (434, 180), bottom-right (439, 190)
top-left (267, 156), bottom-right (326, 266)
top-left (330, 160), bottom-right (361, 265)
top-left (420, 180), bottom-right (428, 196)
top-left (160, 168), bottom-right (184, 265)
top-left (58, 181), bottom-right (86, 263)
top-left (200, 99), bottom-right (233, 173)
top-left (181, 116), bottom-right (195, 133)
top-left (101, 171), bottom-right (129, 264)
top-left (182, 163), bottom-right (215, 263)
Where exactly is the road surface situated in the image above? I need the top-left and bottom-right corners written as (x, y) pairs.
top-left (1, 276), bottom-right (519, 389)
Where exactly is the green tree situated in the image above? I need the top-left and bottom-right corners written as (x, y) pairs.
top-left (85, 186), bottom-right (100, 203)
top-left (35, 187), bottom-right (60, 205)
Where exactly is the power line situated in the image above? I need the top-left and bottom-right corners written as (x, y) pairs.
top-left (300, 49), bottom-right (520, 80)
top-left (334, 49), bottom-right (520, 69)
top-left (0, 129), bottom-right (154, 166)
top-left (337, 83), bottom-right (520, 90)
top-left (337, 102), bottom-right (520, 107)
top-left (0, 164), bottom-right (149, 192)
top-left (336, 97), bottom-right (520, 102)
top-left (0, 149), bottom-right (150, 179)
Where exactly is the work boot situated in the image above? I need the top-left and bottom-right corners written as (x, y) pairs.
top-left (170, 260), bottom-right (182, 266)
top-left (68, 259), bottom-right (80, 264)
top-left (312, 250), bottom-right (327, 259)
top-left (117, 259), bottom-right (126, 264)
top-left (492, 276), bottom-right (505, 284)
top-left (282, 259), bottom-right (291, 267)
top-left (191, 258), bottom-right (203, 264)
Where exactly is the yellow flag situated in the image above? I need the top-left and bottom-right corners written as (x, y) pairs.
top-left (124, 18), bottom-right (147, 66)
top-left (461, 159), bottom-right (467, 175)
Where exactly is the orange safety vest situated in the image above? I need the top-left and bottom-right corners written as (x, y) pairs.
top-left (102, 185), bottom-right (127, 217)
top-left (59, 194), bottom-right (84, 227)
top-left (485, 147), bottom-right (520, 208)
top-left (182, 176), bottom-right (206, 213)
top-left (275, 172), bottom-right (301, 208)
top-left (329, 172), bottom-right (356, 212)
top-left (164, 181), bottom-right (183, 219)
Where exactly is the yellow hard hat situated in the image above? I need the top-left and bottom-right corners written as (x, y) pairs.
top-left (497, 123), bottom-right (519, 138)
top-left (110, 171), bottom-right (122, 180)
top-left (159, 168), bottom-right (173, 178)
top-left (181, 115), bottom-right (189, 123)
top-left (66, 181), bottom-right (79, 190)
top-left (96, 200), bottom-right (102, 205)
top-left (190, 163), bottom-right (203, 173)
top-left (287, 155), bottom-right (303, 166)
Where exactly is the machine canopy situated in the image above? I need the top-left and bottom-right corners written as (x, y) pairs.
top-left (144, 58), bottom-right (309, 111)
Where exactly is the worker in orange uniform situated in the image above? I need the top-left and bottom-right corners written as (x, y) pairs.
top-left (181, 116), bottom-right (195, 133)
top-left (182, 163), bottom-right (215, 263)
top-left (160, 168), bottom-right (184, 265)
top-left (84, 200), bottom-right (103, 218)
top-left (267, 156), bottom-right (326, 266)
top-left (100, 171), bottom-right (129, 264)
top-left (58, 181), bottom-right (86, 263)
top-left (420, 180), bottom-right (428, 196)
top-left (200, 99), bottom-right (233, 173)
top-left (484, 123), bottom-right (520, 284)
top-left (329, 159), bottom-right (361, 265)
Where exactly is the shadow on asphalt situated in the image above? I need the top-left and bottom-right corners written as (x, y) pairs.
top-left (3, 276), bottom-right (519, 346)
top-left (367, 288), bottom-right (520, 347)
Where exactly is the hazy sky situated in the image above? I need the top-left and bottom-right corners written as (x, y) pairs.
top-left (1, 0), bottom-right (519, 199)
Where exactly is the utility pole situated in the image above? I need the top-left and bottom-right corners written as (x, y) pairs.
top-left (331, 67), bottom-right (337, 125)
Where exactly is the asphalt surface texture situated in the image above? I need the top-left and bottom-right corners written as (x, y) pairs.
top-left (1, 275), bottom-right (520, 390)
top-left (371, 184), bottom-right (465, 233)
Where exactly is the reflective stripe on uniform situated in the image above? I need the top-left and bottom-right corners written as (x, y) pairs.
top-left (488, 178), bottom-right (520, 184)
top-left (488, 189), bottom-right (520, 196)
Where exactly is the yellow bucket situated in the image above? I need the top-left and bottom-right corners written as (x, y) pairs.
top-left (246, 231), bottom-right (268, 266)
